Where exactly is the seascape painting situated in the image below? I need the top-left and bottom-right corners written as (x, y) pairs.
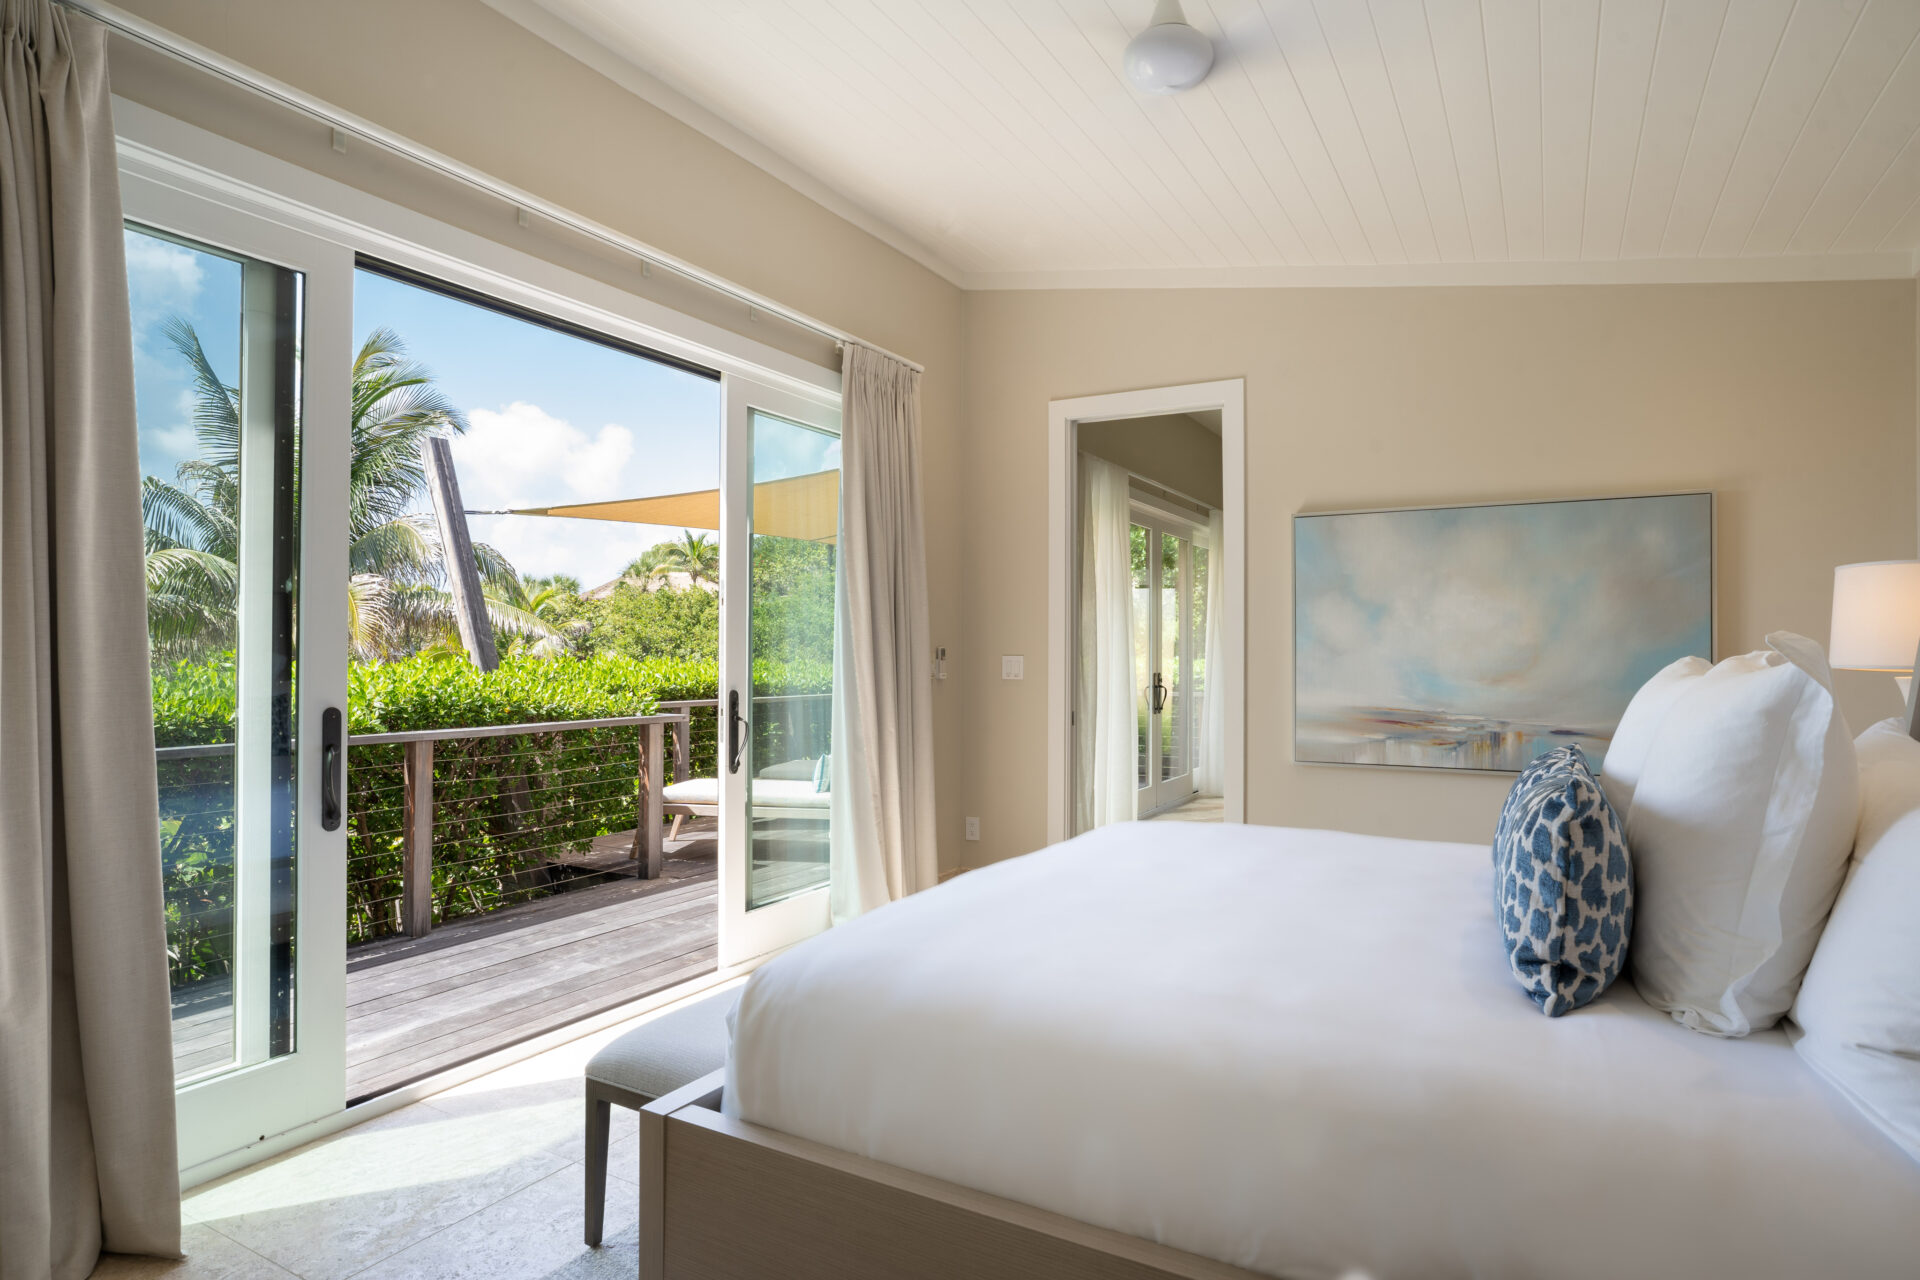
top-left (1293, 493), bottom-right (1713, 772)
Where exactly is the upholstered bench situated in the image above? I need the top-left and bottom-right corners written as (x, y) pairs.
top-left (583, 987), bottom-right (739, 1246)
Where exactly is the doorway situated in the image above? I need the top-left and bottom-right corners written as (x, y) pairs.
top-left (1047, 381), bottom-right (1245, 843)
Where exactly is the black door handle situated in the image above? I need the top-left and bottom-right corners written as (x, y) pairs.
top-left (320, 706), bottom-right (343, 831)
top-left (728, 690), bottom-right (746, 774)
top-left (1151, 674), bottom-right (1167, 715)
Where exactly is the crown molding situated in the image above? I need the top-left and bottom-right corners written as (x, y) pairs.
top-left (966, 252), bottom-right (1920, 291)
top-left (475, 0), bottom-right (968, 290)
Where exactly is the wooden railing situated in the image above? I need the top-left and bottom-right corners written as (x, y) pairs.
top-left (157, 711), bottom-right (689, 941)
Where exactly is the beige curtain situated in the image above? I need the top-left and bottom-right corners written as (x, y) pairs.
top-left (1074, 455), bottom-right (1137, 832)
top-left (0, 4), bottom-right (182, 1277)
top-left (828, 343), bottom-right (936, 921)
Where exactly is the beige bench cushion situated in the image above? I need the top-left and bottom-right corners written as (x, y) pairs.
top-left (586, 989), bottom-right (738, 1101)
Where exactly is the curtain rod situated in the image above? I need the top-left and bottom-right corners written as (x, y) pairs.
top-left (63, 0), bottom-right (926, 375)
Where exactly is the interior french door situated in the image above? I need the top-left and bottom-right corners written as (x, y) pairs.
top-left (1132, 508), bottom-right (1199, 817)
top-left (716, 374), bottom-right (842, 965)
top-left (123, 176), bottom-right (351, 1173)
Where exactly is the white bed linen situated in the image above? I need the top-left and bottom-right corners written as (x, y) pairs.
top-left (725, 822), bottom-right (1920, 1279)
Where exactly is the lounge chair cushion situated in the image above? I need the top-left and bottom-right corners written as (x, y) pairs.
top-left (663, 777), bottom-right (831, 809)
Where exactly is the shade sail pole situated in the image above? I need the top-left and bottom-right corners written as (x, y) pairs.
top-left (424, 437), bottom-right (499, 671)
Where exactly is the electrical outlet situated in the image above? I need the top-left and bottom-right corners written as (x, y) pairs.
top-left (1001, 655), bottom-right (1024, 680)
top-left (965, 817), bottom-right (980, 841)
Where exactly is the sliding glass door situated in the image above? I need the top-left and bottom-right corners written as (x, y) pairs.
top-left (717, 375), bottom-right (841, 965)
top-left (1132, 511), bottom-right (1200, 817)
top-left (124, 181), bottom-right (351, 1172)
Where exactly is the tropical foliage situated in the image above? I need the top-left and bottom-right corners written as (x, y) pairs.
top-left (141, 322), bottom-right (560, 665)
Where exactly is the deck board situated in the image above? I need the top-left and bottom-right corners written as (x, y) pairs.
top-left (170, 824), bottom-right (722, 1100)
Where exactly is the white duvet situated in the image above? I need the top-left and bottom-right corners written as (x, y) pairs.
top-left (725, 823), bottom-right (1920, 1279)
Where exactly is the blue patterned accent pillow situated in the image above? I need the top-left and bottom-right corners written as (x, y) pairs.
top-left (1492, 746), bottom-right (1633, 1016)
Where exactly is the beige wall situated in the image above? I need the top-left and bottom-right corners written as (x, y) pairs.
top-left (1077, 414), bottom-right (1223, 509)
top-left (960, 282), bottom-right (1918, 864)
top-left (108, 0), bottom-right (971, 868)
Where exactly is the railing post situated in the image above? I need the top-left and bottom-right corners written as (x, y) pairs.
top-left (402, 738), bottom-right (434, 936)
top-left (634, 721), bottom-right (664, 879)
top-left (670, 711), bottom-right (689, 784)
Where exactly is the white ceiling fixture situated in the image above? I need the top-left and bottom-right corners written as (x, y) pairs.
top-left (485, 0), bottom-right (1920, 290)
top-left (1124, 0), bottom-right (1214, 95)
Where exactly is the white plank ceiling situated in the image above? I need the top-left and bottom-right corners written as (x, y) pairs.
top-left (496, 0), bottom-right (1920, 286)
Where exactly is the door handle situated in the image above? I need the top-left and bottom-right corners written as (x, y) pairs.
top-left (728, 690), bottom-right (747, 774)
top-left (320, 706), bottom-right (343, 831)
top-left (1151, 674), bottom-right (1167, 715)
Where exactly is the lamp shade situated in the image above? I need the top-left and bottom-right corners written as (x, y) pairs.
top-left (1830, 560), bottom-right (1920, 671)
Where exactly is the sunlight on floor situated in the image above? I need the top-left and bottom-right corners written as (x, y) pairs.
top-left (94, 979), bottom-right (741, 1280)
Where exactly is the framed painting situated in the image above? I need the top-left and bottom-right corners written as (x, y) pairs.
top-left (1293, 492), bottom-right (1714, 772)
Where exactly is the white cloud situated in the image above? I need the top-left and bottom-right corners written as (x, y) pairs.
top-left (443, 401), bottom-right (684, 586)
top-left (450, 401), bottom-right (635, 509)
top-left (124, 232), bottom-right (204, 309)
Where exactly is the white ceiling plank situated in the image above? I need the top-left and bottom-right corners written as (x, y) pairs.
top-left (1789, 33), bottom-right (1920, 253)
top-left (1083, 0), bottom-right (1300, 265)
top-left (966, 0), bottom-right (1252, 267)
top-left (1655, 0), bottom-right (1796, 258)
top-left (1211, 0), bottom-right (1388, 262)
top-left (1580, 0), bottom-right (1665, 259)
top-left (499, 0), bottom-right (1920, 281)
top-left (1698, 0), bottom-right (1872, 257)
top-left (633, 0), bottom-right (1009, 272)
top-left (877, 0), bottom-right (1179, 267)
top-left (1481, 0), bottom-right (1545, 259)
top-left (1364, 0), bottom-right (1476, 261)
top-left (1618, 0), bottom-right (1730, 260)
top-left (1424, 0), bottom-right (1511, 259)
top-left (1833, 124), bottom-right (1920, 252)
top-left (1539, 0), bottom-right (1601, 261)
top-left (1032, 0), bottom-right (1268, 266)
top-left (1744, 0), bottom-right (1920, 255)
top-left (751, 0), bottom-right (1141, 270)
top-left (1187, 0), bottom-right (1346, 263)
top-left (1299, 0), bottom-right (1442, 262)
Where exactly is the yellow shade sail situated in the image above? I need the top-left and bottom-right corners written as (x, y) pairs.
top-left (508, 469), bottom-right (839, 543)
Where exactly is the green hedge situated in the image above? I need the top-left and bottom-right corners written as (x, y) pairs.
top-left (154, 651), bottom-right (832, 971)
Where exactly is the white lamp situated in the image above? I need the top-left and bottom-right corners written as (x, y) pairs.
top-left (1123, 0), bottom-right (1214, 95)
top-left (1830, 559), bottom-right (1920, 736)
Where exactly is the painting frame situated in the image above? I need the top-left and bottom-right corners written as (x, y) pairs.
top-left (1291, 491), bottom-right (1716, 774)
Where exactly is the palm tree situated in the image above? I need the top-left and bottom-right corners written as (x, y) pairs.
top-left (143, 322), bottom-right (560, 663)
top-left (645, 530), bottom-right (719, 588)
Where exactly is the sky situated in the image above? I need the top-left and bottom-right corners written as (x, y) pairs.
top-left (1294, 495), bottom-right (1713, 731)
top-left (127, 230), bottom-right (837, 590)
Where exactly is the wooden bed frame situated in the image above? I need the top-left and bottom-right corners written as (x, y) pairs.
top-left (638, 1071), bottom-right (1264, 1280)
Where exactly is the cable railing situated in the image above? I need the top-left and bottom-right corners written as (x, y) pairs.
top-left (154, 693), bottom-right (830, 962)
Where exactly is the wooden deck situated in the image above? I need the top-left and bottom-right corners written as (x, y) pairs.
top-left (170, 823), bottom-right (721, 1100)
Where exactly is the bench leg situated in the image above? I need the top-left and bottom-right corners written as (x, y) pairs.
top-left (584, 1086), bottom-right (611, 1246)
top-left (668, 814), bottom-right (683, 842)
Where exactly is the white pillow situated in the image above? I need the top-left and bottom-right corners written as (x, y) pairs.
top-left (1599, 654), bottom-right (1710, 818)
top-left (1792, 718), bottom-right (1920, 1163)
top-left (1620, 632), bottom-right (1858, 1037)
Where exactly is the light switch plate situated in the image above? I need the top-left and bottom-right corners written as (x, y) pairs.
top-left (965, 817), bottom-right (980, 841)
top-left (1001, 655), bottom-right (1024, 680)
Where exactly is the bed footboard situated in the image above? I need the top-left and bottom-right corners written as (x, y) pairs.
top-left (637, 1072), bottom-right (1261, 1280)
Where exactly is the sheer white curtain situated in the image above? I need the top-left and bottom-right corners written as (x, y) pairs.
top-left (828, 343), bottom-right (937, 923)
top-left (1, 5), bottom-right (181, 1275)
top-left (1075, 455), bottom-right (1138, 831)
top-left (1196, 507), bottom-right (1226, 797)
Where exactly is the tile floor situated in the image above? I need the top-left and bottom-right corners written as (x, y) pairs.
top-left (95, 982), bottom-right (736, 1280)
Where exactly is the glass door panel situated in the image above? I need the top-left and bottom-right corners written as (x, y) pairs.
top-left (123, 175), bottom-right (351, 1174)
top-left (1130, 523), bottom-right (1151, 796)
top-left (1130, 513), bottom-right (1198, 816)
top-left (745, 410), bottom-right (838, 910)
top-left (132, 225), bottom-right (301, 1084)
top-left (718, 376), bottom-right (840, 965)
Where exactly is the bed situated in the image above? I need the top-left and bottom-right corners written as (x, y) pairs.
top-left (641, 821), bottom-right (1920, 1278)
